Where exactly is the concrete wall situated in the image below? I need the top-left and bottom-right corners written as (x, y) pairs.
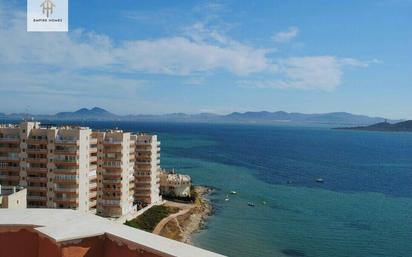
top-left (0, 227), bottom-right (165, 257)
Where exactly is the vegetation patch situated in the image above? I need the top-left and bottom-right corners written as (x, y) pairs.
top-left (125, 205), bottom-right (179, 232)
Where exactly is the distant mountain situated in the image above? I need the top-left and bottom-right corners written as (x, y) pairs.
top-left (224, 111), bottom-right (396, 125)
top-left (337, 120), bottom-right (412, 132)
top-left (55, 107), bottom-right (118, 120)
top-left (0, 108), bottom-right (401, 126)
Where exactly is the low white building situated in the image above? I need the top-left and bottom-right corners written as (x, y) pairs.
top-left (159, 170), bottom-right (191, 198)
top-left (0, 185), bottom-right (27, 209)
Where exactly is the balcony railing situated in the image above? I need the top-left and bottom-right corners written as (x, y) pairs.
top-left (54, 196), bottom-right (78, 202)
top-left (55, 139), bottom-right (79, 145)
top-left (103, 139), bottom-right (123, 145)
top-left (54, 149), bottom-right (79, 155)
top-left (100, 200), bottom-right (121, 206)
top-left (27, 195), bottom-right (47, 201)
top-left (0, 156), bottom-right (20, 161)
top-left (54, 175), bottom-right (78, 182)
top-left (0, 137), bottom-right (19, 142)
top-left (26, 158), bottom-right (48, 163)
top-left (27, 186), bottom-right (47, 191)
top-left (0, 166), bottom-right (20, 171)
top-left (0, 175), bottom-right (20, 180)
top-left (27, 176), bottom-right (47, 182)
top-left (27, 138), bottom-right (48, 142)
top-left (26, 148), bottom-right (48, 153)
top-left (55, 187), bottom-right (78, 193)
top-left (27, 167), bottom-right (48, 173)
top-left (102, 179), bottom-right (122, 184)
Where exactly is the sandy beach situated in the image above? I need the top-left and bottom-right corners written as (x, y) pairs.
top-left (153, 186), bottom-right (213, 244)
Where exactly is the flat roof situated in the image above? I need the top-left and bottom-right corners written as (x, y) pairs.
top-left (0, 209), bottom-right (224, 257)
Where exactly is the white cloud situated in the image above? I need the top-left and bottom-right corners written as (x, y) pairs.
top-left (0, 6), bottom-right (374, 105)
top-left (0, 11), bottom-right (269, 77)
top-left (273, 26), bottom-right (299, 43)
top-left (238, 56), bottom-right (369, 91)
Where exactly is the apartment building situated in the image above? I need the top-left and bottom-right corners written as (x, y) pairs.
top-left (0, 121), bottom-right (161, 217)
top-left (0, 122), bottom-right (96, 213)
top-left (95, 130), bottom-right (135, 217)
top-left (134, 133), bottom-right (161, 205)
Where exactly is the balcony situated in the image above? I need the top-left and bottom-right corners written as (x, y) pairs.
top-left (26, 158), bottom-right (48, 163)
top-left (102, 172), bottom-right (122, 179)
top-left (103, 139), bottom-right (123, 145)
top-left (55, 139), bottom-right (79, 146)
top-left (54, 168), bottom-right (78, 175)
top-left (26, 167), bottom-right (48, 174)
top-left (102, 179), bottom-right (122, 184)
top-left (0, 174), bottom-right (20, 181)
top-left (27, 176), bottom-right (47, 183)
top-left (27, 139), bottom-right (48, 145)
top-left (54, 187), bottom-right (78, 193)
top-left (134, 192), bottom-right (151, 197)
top-left (0, 137), bottom-right (20, 143)
top-left (54, 175), bottom-right (79, 183)
top-left (27, 186), bottom-right (47, 191)
top-left (0, 166), bottom-right (20, 172)
top-left (100, 200), bottom-right (121, 206)
top-left (27, 195), bottom-right (47, 201)
top-left (54, 149), bottom-right (79, 155)
top-left (26, 148), bottom-right (48, 154)
top-left (0, 148), bottom-right (19, 153)
top-left (54, 158), bottom-right (78, 165)
top-left (0, 156), bottom-right (20, 161)
top-left (54, 196), bottom-right (78, 203)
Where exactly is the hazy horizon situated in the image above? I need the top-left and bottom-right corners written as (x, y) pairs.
top-left (0, 106), bottom-right (406, 121)
top-left (0, 1), bottom-right (411, 119)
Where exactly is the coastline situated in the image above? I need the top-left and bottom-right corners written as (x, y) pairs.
top-left (155, 186), bottom-right (213, 244)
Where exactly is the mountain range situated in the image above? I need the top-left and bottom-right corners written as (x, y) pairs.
top-left (337, 120), bottom-right (412, 132)
top-left (0, 107), bottom-right (402, 126)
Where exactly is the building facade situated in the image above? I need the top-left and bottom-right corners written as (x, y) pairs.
top-left (0, 121), bottom-right (161, 217)
top-left (134, 134), bottom-right (161, 205)
top-left (159, 170), bottom-right (191, 198)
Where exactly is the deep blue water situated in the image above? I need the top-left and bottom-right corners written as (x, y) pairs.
top-left (24, 121), bottom-right (412, 256)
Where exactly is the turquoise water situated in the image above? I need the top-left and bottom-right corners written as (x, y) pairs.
top-left (155, 123), bottom-right (412, 257)
top-left (50, 121), bottom-right (412, 257)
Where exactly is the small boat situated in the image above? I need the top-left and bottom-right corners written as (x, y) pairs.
top-left (316, 178), bottom-right (324, 183)
top-left (262, 201), bottom-right (267, 205)
top-left (225, 195), bottom-right (230, 201)
top-left (247, 202), bottom-right (255, 207)
top-left (230, 191), bottom-right (237, 195)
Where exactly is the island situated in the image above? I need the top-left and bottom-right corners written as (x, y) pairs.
top-left (335, 120), bottom-right (412, 132)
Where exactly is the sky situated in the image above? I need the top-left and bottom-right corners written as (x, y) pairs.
top-left (0, 0), bottom-right (411, 119)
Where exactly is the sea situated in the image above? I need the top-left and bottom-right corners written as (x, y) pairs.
top-left (20, 121), bottom-right (412, 256)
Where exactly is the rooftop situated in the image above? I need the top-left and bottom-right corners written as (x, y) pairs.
top-left (0, 209), bottom-right (223, 257)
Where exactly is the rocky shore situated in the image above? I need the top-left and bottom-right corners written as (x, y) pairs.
top-left (156, 186), bottom-right (213, 244)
